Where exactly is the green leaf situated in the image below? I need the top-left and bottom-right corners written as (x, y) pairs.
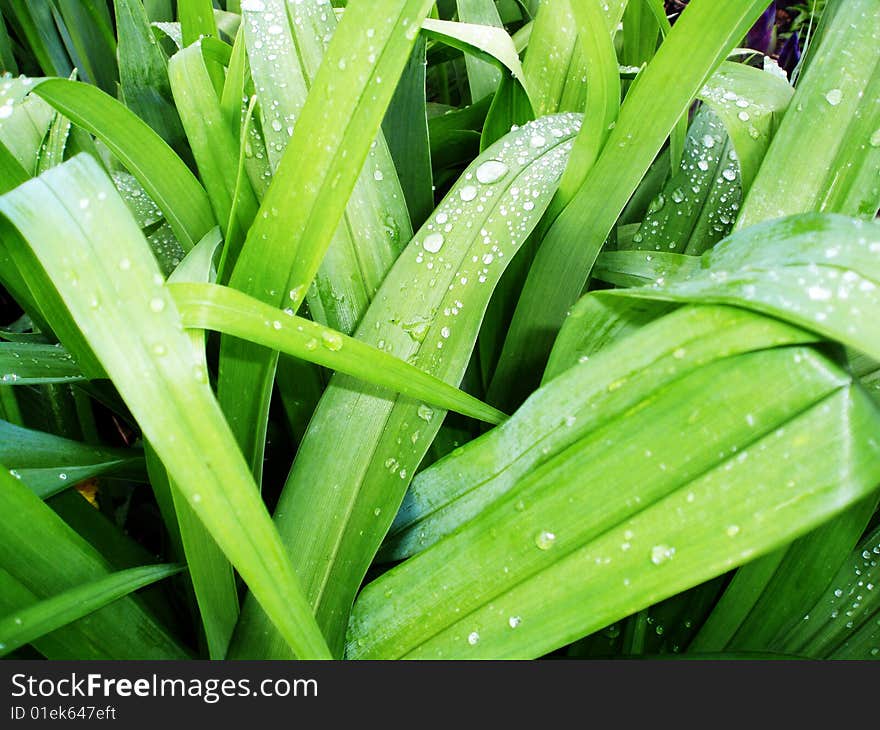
top-left (480, 71), bottom-right (534, 151)
top-left (423, 16), bottom-right (527, 104)
top-left (31, 78), bottom-right (215, 250)
top-left (0, 341), bottom-right (82, 384)
top-left (146, 229), bottom-right (239, 660)
top-left (626, 107), bottom-right (741, 257)
top-left (229, 113), bottom-right (580, 659)
top-left (488, 0), bottom-right (771, 411)
top-left (383, 35), bottom-right (433, 229)
top-left (522, 0), bottom-right (626, 116)
top-left (551, 0), bottom-right (620, 209)
top-left (221, 0), bottom-right (422, 479)
top-left (607, 213), bottom-right (880, 362)
top-left (0, 76), bottom-right (54, 176)
top-left (776, 523), bottom-right (880, 659)
top-left (697, 61), bottom-right (794, 192)
top-left (113, 0), bottom-right (187, 152)
top-left (51, 0), bottom-right (118, 94)
top-left (0, 463), bottom-right (187, 659)
top-left (453, 0), bottom-right (505, 102)
top-left (381, 305), bottom-right (814, 562)
top-left (737, 2), bottom-right (880, 226)
top-left (349, 319), bottom-right (880, 658)
top-left (0, 419), bottom-right (145, 500)
top-left (0, 563), bottom-right (182, 658)
top-left (0, 9), bottom-right (17, 74)
top-left (172, 282), bottom-right (504, 425)
top-left (542, 296), bottom-right (676, 384)
top-left (168, 42), bottom-right (259, 273)
top-left (1, 0), bottom-right (71, 77)
top-left (689, 497), bottom-right (878, 653)
top-left (593, 250), bottom-right (702, 288)
top-left (179, 0), bottom-right (217, 47)
top-left (0, 154), bottom-right (330, 659)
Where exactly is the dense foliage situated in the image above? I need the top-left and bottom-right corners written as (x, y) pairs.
top-left (0, 0), bottom-right (878, 660)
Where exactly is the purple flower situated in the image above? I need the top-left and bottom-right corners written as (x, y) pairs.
top-left (777, 31), bottom-right (802, 78)
top-left (746, 2), bottom-right (777, 54)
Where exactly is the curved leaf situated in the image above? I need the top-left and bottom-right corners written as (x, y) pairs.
top-left (0, 564), bottom-right (182, 658)
top-left (230, 112), bottom-right (581, 659)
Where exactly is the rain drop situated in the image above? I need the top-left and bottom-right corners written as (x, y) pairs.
top-left (534, 530), bottom-right (556, 550)
top-left (475, 160), bottom-right (509, 184)
top-left (825, 88), bottom-right (843, 106)
top-left (651, 544), bottom-right (675, 565)
top-left (459, 185), bottom-right (478, 202)
top-left (423, 233), bottom-right (444, 253)
top-left (321, 330), bottom-right (343, 351)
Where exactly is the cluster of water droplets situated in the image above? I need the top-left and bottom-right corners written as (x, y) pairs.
top-left (633, 110), bottom-right (741, 253)
top-left (699, 82), bottom-right (769, 142)
top-left (0, 343), bottom-right (77, 384)
top-left (0, 73), bottom-right (35, 120)
top-left (399, 114), bottom-right (579, 375)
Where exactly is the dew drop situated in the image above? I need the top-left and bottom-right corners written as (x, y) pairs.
top-left (650, 544), bottom-right (675, 565)
top-left (475, 160), bottom-right (509, 184)
top-left (530, 134), bottom-right (546, 148)
top-left (701, 134), bottom-right (716, 149)
top-left (534, 530), bottom-right (556, 550)
top-left (722, 168), bottom-right (737, 182)
top-left (423, 232), bottom-right (444, 253)
top-left (321, 330), bottom-right (343, 351)
top-left (726, 525), bottom-right (740, 537)
top-left (459, 185), bottom-right (478, 202)
top-left (417, 404), bottom-right (434, 422)
top-left (825, 88), bottom-right (843, 106)
top-left (647, 194), bottom-right (666, 214)
top-left (467, 631), bottom-right (480, 645)
top-left (508, 616), bottom-right (521, 629)
top-left (149, 297), bottom-right (165, 313)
